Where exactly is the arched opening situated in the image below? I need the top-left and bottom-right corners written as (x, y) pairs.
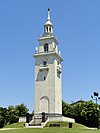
top-left (40, 96), bottom-right (50, 113)
top-left (44, 44), bottom-right (48, 52)
top-left (49, 26), bottom-right (51, 32)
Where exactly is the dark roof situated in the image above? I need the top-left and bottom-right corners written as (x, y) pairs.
top-left (71, 99), bottom-right (85, 105)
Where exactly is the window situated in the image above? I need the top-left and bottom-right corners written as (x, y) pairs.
top-left (43, 61), bottom-right (47, 66)
top-left (44, 44), bottom-right (48, 52)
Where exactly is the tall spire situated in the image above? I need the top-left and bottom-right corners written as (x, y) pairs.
top-left (44, 8), bottom-right (53, 35)
top-left (47, 8), bottom-right (50, 21)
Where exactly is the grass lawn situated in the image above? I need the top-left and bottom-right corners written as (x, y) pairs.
top-left (0, 128), bottom-right (100, 133)
top-left (0, 122), bottom-right (99, 133)
top-left (4, 122), bottom-right (25, 128)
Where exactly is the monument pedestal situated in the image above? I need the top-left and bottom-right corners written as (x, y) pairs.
top-left (29, 113), bottom-right (75, 126)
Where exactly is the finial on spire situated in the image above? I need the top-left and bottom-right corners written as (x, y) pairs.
top-left (47, 8), bottom-right (50, 21)
top-left (48, 8), bottom-right (50, 11)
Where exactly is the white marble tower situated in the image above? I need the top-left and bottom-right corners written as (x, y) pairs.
top-left (34, 8), bottom-right (63, 121)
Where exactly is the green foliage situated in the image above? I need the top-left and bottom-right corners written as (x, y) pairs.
top-left (0, 103), bottom-right (29, 128)
top-left (62, 100), bottom-right (72, 117)
top-left (0, 114), bottom-right (4, 128)
top-left (0, 107), bottom-right (9, 128)
top-left (62, 100), bottom-right (99, 127)
top-left (8, 106), bottom-right (18, 124)
top-left (80, 101), bottom-right (98, 127)
top-left (15, 103), bottom-right (29, 117)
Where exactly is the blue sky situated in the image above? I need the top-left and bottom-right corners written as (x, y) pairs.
top-left (0, 0), bottom-right (100, 112)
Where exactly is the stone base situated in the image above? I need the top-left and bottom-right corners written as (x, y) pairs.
top-left (28, 113), bottom-right (75, 127)
top-left (31, 113), bottom-right (62, 125)
top-left (48, 115), bottom-right (75, 123)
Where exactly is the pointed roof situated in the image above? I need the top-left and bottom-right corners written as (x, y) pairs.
top-left (44, 8), bottom-right (53, 26)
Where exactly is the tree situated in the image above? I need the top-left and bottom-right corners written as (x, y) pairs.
top-left (0, 107), bottom-right (5, 128)
top-left (80, 101), bottom-right (98, 127)
top-left (72, 101), bottom-right (85, 124)
top-left (7, 104), bottom-right (29, 124)
top-left (62, 100), bottom-right (99, 127)
top-left (2, 108), bottom-right (9, 125)
top-left (15, 103), bottom-right (29, 117)
top-left (0, 103), bottom-right (29, 128)
top-left (0, 115), bottom-right (4, 128)
top-left (62, 100), bottom-right (73, 118)
top-left (7, 105), bottom-right (18, 124)
top-left (0, 107), bottom-right (9, 128)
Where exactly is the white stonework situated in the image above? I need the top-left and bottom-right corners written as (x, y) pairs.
top-left (34, 9), bottom-right (63, 119)
top-left (30, 8), bottom-right (75, 126)
top-left (48, 116), bottom-right (75, 123)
